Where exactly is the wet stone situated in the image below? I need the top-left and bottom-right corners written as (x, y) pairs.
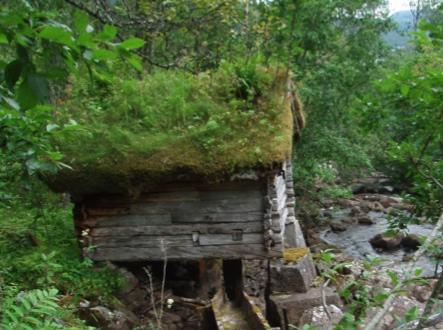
top-left (401, 234), bottom-right (422, 250)
top-left (78, 305), bottom-right (138, 330)
top-left (268, 287), bottom-right (342, 327)
top-left (330, 222), bottom-right (347, 232)
top-left (270, 253), bottom-right (317, 293)
top-left (358, 215), bottom-right (375, 225)
top-left (369, 233), bottom-right (404, 250)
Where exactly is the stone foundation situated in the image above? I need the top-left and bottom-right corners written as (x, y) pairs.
top-left (268, 287), bottom-right (342, 327)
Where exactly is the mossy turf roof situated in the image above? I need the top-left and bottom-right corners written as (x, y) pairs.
top-left (45, 64), bottom-right (297, 195)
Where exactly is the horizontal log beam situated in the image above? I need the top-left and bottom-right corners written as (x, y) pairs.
top-left (90, 222), bottom-right (263, 236)
top-left (88, 244), bottom-right (280, 261)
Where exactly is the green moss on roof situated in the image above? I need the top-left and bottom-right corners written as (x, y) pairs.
top-left (45, 62), bottom-right (296, 195)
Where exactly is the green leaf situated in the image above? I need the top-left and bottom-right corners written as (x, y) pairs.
top-left (405, 306), bottom-right (419, 322)
top-left (119, 37), bottom-right (145, 50)
top-left (2, 96), bottom-right (20, 110)
top-left (127, 54), bottom-right (143, 71)
top-left (16, 34), bottom-right (32, 47)
top-left (25, 316), bottom-right (42, 325)
top-left (387, 270), bottom-right (399, 286)
top-left (17, 73), bottom-right (49, 110)
top-left (0, 32), bottom-right (8, 44)
top-left (5, 310), bottom-right (19, 323)
top-left (92, 49), bottom-right (118, 60)
top-left (48, 151), bottom-right (63, 161)
top-left (414, 268), bottom-right (423, 276)
top-left (39, 26), bottom-right (74, 47)
top-left (21, 298), bottom-right (32, 310)
top-left (98, 24), bottom-right (118, 41)
top-left (74, 11), bottom-right (89, 33)
top-left (400, 85), bottom-right (410, 96)
top-left (373, 292), bottom-right (389, 303)
top-left (77, 33), bottom-right (95, 48)
top-left (4, 60), bottom-right (22, 88)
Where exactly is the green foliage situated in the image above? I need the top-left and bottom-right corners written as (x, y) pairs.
top-left (0, 198), bottom-right (122, 299)
top-left (361, 9), bottom-right (443, 220)
top-left (1, 287), bottom-right (91, 329)
top-left (321, 186), bottom-right (353, 199)
top-left (0, 1), bottom-right (143, 198)
top-left (278, 0), bottom-right (391, 189)
top-left (0, 2), bottom-right (142, 110)
top-left (385, 211), bottom-right (420, 234)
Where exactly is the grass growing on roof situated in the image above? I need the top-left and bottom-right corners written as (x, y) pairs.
top-left (49, 61), bottom-right (293, 193)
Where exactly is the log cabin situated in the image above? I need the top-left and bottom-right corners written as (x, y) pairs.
top-left (44, 65), bottom-right (305, 262)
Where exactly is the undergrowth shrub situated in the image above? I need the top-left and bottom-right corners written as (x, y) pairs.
top-left (0, 191), bottom-right (122, 328)
top-left (1, 287), bottom-right (91, 330)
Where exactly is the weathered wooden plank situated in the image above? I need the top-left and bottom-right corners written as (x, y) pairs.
top-left (89, 244), bottom-right (280, 261)
top-left (271, 209), bottom-right (287, 233)
top-left (87, 207), bottom-right (130, 216)
top-left (83, 214), bottom-right (172, 227)
top-left (92, 235), bottom-right (193, 247)
top-left (199, 190), bottom-right (264, 202)
top-left (84, 182), bottom-right (264, 205)
top-left (90, 222), bottom-right (264, 237)
top-left (279, 193), bottom-right (287, 212)
top-left (89, 190), bottom-right (265, 205)
top-left (271, 194), bottom-right (287, 214)
top-left (152, 180), bottom-right (264, 192)
top-left (171, 212), bottom-right (263, 224)
top-left (84, 211), bottom-right (263, 228)
top-left (240, 292), bottom-right (273, 330)
top-left (86, 198), bottom-right (264, 216)
top-left (129, 198), bottom-right (263, 214)
top-left (138, 191), bottom-right (200, 202)
top-left (275, 175), bottom-right (286, 199)
top-left (272, 205), bottom-right (288, 220)
top-left (92, 233), bottom-right (263, 248)
top-left (198, 233), bottom-right (263, 246)
top-left (286, 197), bottom-right (295, 207)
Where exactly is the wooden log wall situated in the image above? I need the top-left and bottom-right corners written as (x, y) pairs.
top-left (75, 181), bottom-right (283, 261)
top-left (283, 161), bottom-right (307, 248)
top-left (264, 162), bottom-right (288, 253)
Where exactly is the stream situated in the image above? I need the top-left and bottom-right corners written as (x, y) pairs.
top-left (319, 198), bottom-right (438, 277)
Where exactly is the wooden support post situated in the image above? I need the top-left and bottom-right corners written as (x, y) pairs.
top-left (198, 259), bottom-right (223, 299)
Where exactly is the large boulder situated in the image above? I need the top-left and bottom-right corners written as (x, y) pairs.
top-left (369, 233), bottom-right (404, 250)
top-left (330, 221), bottom-right (347, 232)
top-left (358, 215), bottom-right (375, 225)
top-left (268, 287), bottom-right (342, 327)
top-left (270, 253), bottom-right (317, 293)
top-left (401, 234), bottom-right (422, 251)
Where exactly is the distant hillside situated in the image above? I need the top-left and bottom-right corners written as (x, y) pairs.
top-left (383, 10), bottom-right (413, 48)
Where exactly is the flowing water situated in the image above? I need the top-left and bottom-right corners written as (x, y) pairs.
top-left (321, 209), bottom-right (437, 277)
